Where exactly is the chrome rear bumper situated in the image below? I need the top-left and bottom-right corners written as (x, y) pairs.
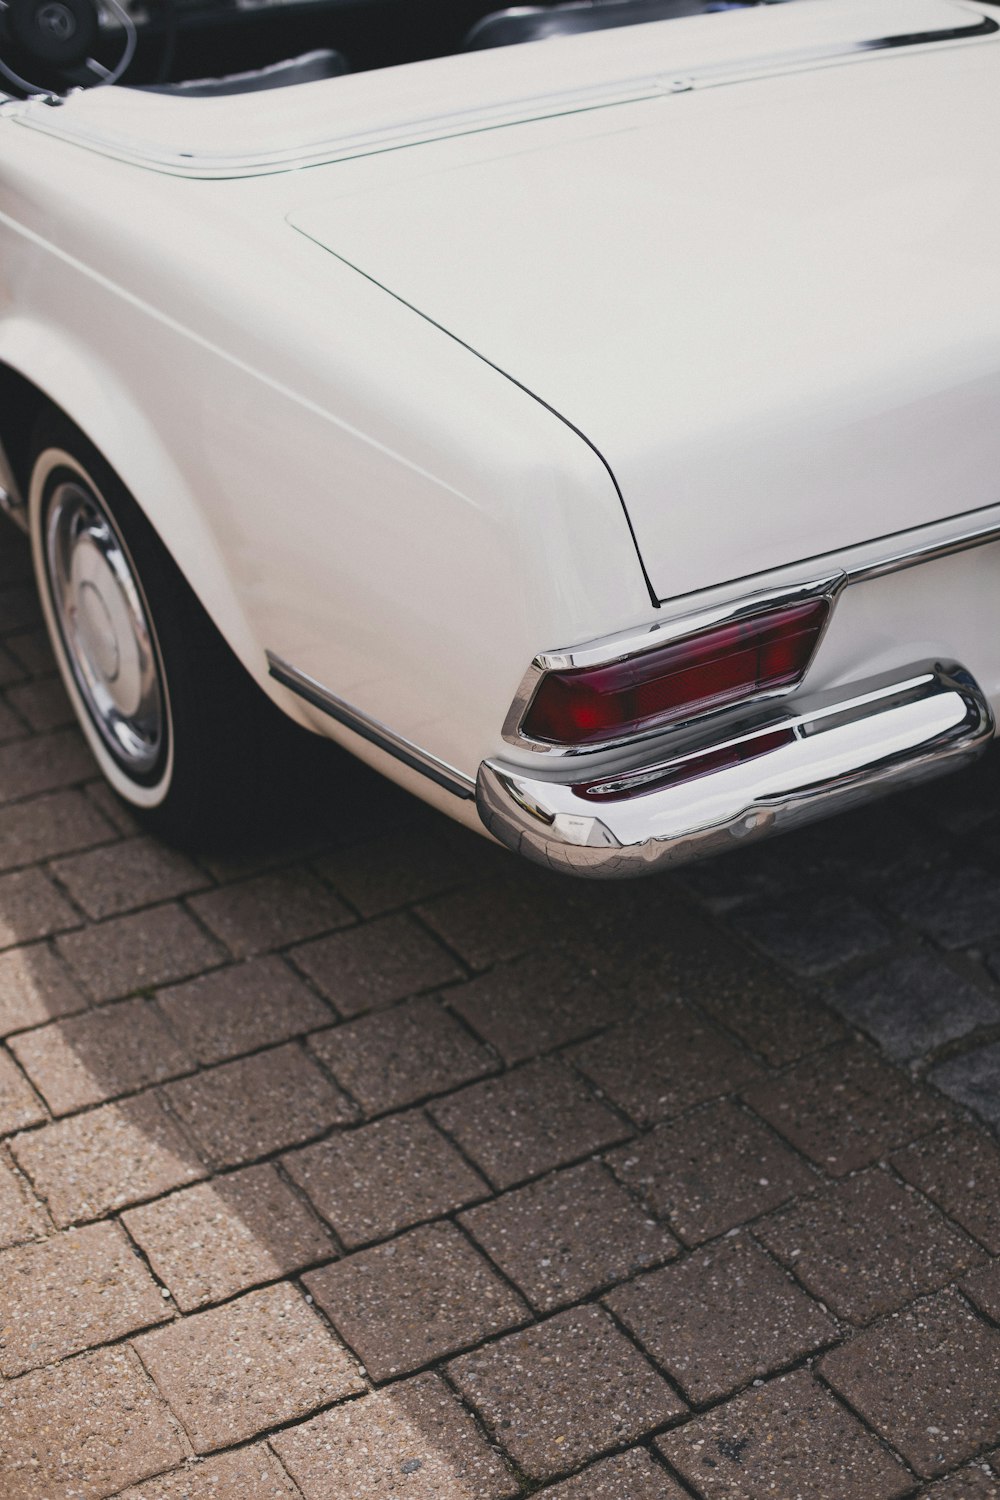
top-left (476, 661), bottom-right (994, 878)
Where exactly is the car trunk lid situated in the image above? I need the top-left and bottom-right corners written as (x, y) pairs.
top-left (288, 13), bottom-right (1000, 601)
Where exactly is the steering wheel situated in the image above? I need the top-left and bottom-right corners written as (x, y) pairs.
top-left (0, 0), bottom-right (136, 93)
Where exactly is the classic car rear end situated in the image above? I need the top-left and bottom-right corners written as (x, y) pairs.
top-left (1, 0), bottom-right (998, 872)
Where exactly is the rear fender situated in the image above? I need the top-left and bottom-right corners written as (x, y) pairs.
top-left (0, 323), bottom-right (300, 716)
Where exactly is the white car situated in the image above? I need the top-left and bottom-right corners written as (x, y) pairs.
top-left (0, 0), bottom-right (997, 876)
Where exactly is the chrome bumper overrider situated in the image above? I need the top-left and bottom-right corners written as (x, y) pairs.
top-left (477, 662), bottom-right (994, 878)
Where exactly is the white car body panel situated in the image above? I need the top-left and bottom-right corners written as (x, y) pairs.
top-left (286, 28), bottom-right (1000, 604)
top-left (1, 0), bottom-right (999, 868)
top-left (0, 116), bottom-right (653, 791)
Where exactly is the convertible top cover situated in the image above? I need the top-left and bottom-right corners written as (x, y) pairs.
top-left (11, 0), bottom-right (994, 175)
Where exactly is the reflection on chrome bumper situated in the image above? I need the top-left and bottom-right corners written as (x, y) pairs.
top-left (477, 662), bottom-right (994, 879)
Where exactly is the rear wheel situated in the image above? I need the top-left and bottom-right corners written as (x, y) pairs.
top-left (28, 413), bottom-right (277, 845)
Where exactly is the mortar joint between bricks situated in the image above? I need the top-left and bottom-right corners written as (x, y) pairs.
top-left (115, 1213), bottom-right (180, 1317)
top-left (272, 949), bottom-right (343, 1025)
top-left (956, 1281), bottom-right (1000, 1332)
top-left (288, 1271), bottom-right (376, 1392)
top-left (271, 1153), bottom-right (350, 1260)
top-left (810, 1356), bottom-right (924, 1478)
top-left (879, 1155), bottom-right (1000, 1261)
top-left (435, 1361), bottom-right (535, 1496)
top-left (405, 904), bottom-right (483, 981)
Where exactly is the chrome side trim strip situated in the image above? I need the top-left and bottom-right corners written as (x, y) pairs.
top-left (266, 652), bottom-right (476, 801)
top-left (846, 513), bottom-right (1000, 584)
top-left (655, 499), bottom-right (1000, 616)
top-left (479, 660), bottom-right (994, 879)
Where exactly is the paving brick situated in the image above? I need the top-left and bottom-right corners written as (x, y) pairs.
top-left (0, 1152), bottom-right (47, 1247)
top-left (309, 997), bottom-right (494, 1116)
top-left (0, 581), bottom-right (41, 632)
top-left (915, 752), bottom-right (1000, 836)
top-left (677, 833), bottom-right (805, 912)
top-left (756, 1168), bottom-right (983, 1324)
top-left (0, 537), bottom-right (35, 585)
top-left (57, 904), bottom-right (225, 1001)
top-left (0, 1048), bottom-right (45, 1134)
top-left (893, 1127), bottom-right (1000, 1255)
top-left (450, 1304), bottom-right (684, 1482)
top-left (0, 727), bottom-right (95, 802)
top-left (0, 942), bottom-right (87, 1037)
top-left (5, 675), bottom-right (75, 732)
top-left (10, 1091), bottom-right (204, 1225)
top-left (0, 868), bottom-right (77, 950)
top-left (538, 1449), bottom-right (688, 1499)
top-left (418, 874), bottom-right (563, 969)
top-left (156, 956), bottom-right (333, 1066)
top-left (0, 695), bottom-right (27, 741)
top-left (304, 1221), bottom-right (527, 1380)
top-left (9, 997), bottom-right (192, 1114)
top-left (164, 1043), bottom-right (356, 1168)
top-left (314, 824), bottom-right (485, 916)
top-left (188, 867), bottom-right (352, 958)
top-left (85, 776), bottom-right (143, 835)
top-left (284, 1110), bottom-right (486, 1248)
top-left (561, 883), bottom-right (740, 995)
top-left (929, 1042), bottom-right (1000, 1129)
top-left (657, 1369), bottom-right (910, 1499)
top-left (829, 954), bottom-right (1000, 1063)
top-left (124, 1162), bottom-right (335, 1310)
top-left (118, 1446), bottom-right (300, 1500)
top-left (430, 1058), bottom-right (628, 1190)
top-left (961, 1258), bottom-right (1000, 1323)
top-left (4, 625), bottom-right (56, 676)
top-left (198, 843), bottom-right (319, 884)
top-left (0, 789), bottom-right (112, 873)
top-left (271, 1371), bottom-right (519, 1499)
top-left (0, 637), bottom-right (27, 686)
top-left (0, 1346), bottom-right (185, 1500)
top-left (743, 1041), bottom-right (953, 1176)
top-left (571, 1003), bottom-right (762, 1128)
top-left (135, 1281), bottom-right (364, 1453)
top-left (731, 893), bottom-right (892, 975)
top-left (887, 865), bottom-right (1000, 949)
top-left (607, 1235), bottom-right (836, 1403)
top-left (608, 1098), bottom-right (814, 1245)
top-left (659, 939), bottom-right (846, 1068)
top-left (461, 1160), bottom-right (678, 1311)
top-left (821, 1289), bottom-right (1000, 1478)
top-left (51, 836), bottom-right (207, 920)
top-left (290, 912), bottom-right (462, 1017)
top-left (448, 949), bottom-right (625, 1064)
top-left (915, 1468), bottom-right (1000, 1499)
top-left (0, 1219), bottom-right (168, 1375)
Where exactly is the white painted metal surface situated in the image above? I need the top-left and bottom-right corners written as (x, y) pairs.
top-left (288, 27), bottom-right (1000, 603)
top-left (1, 0), bottom-right (999, 859)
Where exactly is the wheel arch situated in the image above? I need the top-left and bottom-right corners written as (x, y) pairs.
top-left (0, 328), bottom-right (298, 717)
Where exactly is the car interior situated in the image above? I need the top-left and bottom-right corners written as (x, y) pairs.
top-left (0, 0), bottom-right (774, 99)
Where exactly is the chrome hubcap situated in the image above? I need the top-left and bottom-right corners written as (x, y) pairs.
top-left (46, 479), bottom-right (164, 774)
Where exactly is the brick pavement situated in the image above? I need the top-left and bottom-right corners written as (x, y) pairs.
top-left (0, 526), bottom-right (998, 1499)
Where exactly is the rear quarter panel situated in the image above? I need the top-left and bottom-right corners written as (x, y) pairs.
top-left (0, 120), bottom-right (654, 793)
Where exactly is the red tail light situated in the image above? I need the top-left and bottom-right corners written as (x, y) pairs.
top-left (521, 599), bottom-right (829, 747)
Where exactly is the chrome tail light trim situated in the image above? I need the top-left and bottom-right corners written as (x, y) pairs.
top-left (479, 661), bottom-right (993, 878)
top-left (503, 572), bottom-right (845, 755)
